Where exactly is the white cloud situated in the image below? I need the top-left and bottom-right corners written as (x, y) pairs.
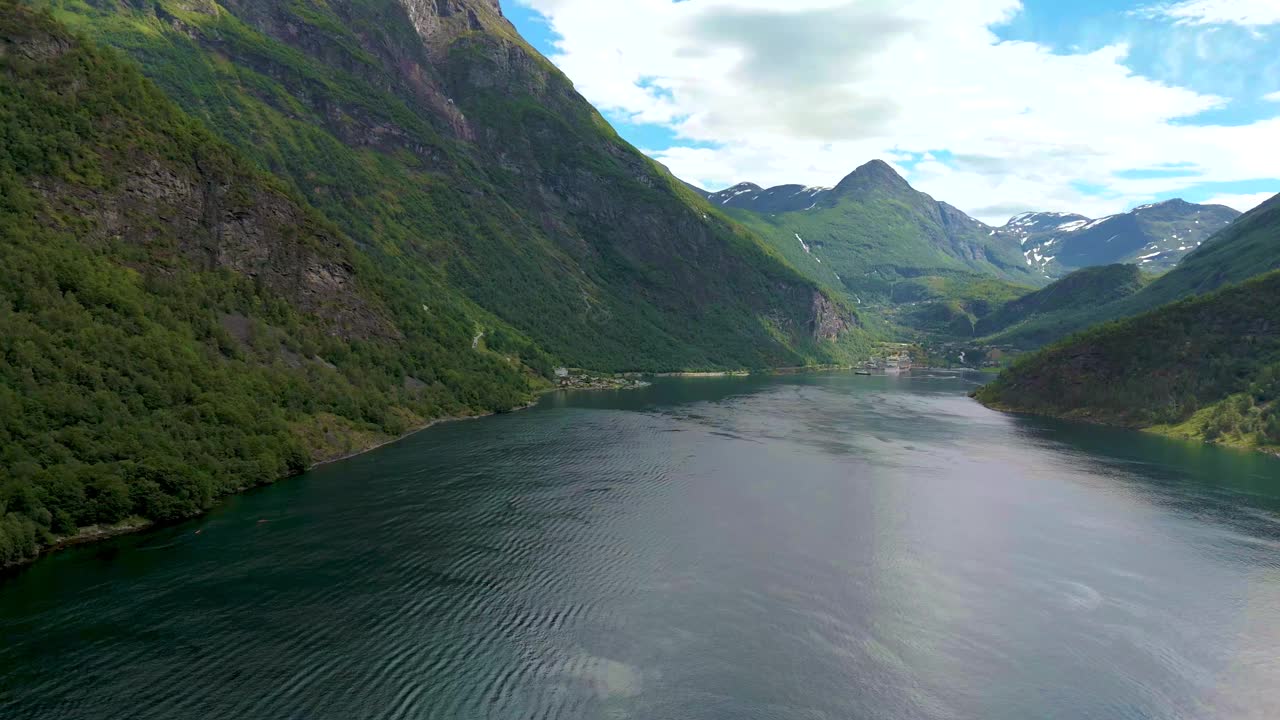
top-left (1265, 91), bottom-right (1280, 102)
top-left (1202, 191), bottom-right (1277, 212)
top-left (1142, 1), bottom-right (1280, 27)
top-left (519, 0), bottom-right (1280, 223)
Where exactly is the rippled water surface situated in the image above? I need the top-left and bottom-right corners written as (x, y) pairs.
top-left (3, 373), bottom-right (1280, 719)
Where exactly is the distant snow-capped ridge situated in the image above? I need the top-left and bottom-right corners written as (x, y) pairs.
top-left (996, 201), bottom-right (1239, 276)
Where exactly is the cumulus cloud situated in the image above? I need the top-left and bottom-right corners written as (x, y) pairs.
top-left (518, 0), bottom-right (1280, 223)
top-left (1202, 191), bottom-right (1277, 212)
top-left (1141, 1), bottom-right (1280, 27)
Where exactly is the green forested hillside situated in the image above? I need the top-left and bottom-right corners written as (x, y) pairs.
top-left (976, 264), bottom-right (1149, 344)
top-left (37, 0), bottom-right (868, 372)
top-left (975, 270), bottom-right (1280, 452)
top-left (0, 0), bottom-right (550, 564)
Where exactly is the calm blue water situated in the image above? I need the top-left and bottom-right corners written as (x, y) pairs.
top-left (2, 373), bottom-right (1279, 719)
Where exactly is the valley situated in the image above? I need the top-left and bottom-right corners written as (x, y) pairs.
top-left (2, 1), bottom-right (1280, 717)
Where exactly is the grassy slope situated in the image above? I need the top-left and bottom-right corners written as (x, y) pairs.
top-left (0, 1), bottom-right (546, 564)
top-left (41, 0), bottom-right (871, 372)
top-left (729, 194), bottom-right (1035, 298)
top-left (975, 270), bottom-right (1280, 452)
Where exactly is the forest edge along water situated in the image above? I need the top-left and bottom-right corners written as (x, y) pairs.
top-left (0, 362), bottom-right (866, 571)
top-left (1, 396), bottom-right (536, 573)
top-left (0, 365), bottom-right (834, 571)
top-left (5, 366), bottom-right (1279, 574)
top-left (0, 367), bottom-right (693, 571)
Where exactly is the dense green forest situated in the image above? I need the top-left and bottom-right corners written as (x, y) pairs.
top-left (0, 1), bottom-right (550, 564)
top-left (975, 270), bottom-right (1280, 452)
top-left (975, 265), bottom-right (1150, 345)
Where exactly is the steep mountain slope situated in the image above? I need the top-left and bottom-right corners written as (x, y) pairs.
top-left (987, 193), bottom-right (1279, 349)
top-left (975, 270), bottom-right (1280, 453)
top-left (976, 264), bottom-right (1149, 339)
top-left (1135, 193), bottom-right (1280, 308)
top-left (999, 200), bottom-right (1238, 277)
top-left (718, 160), bottom-right (1041, 303)
top-left (0, 1), bottom-right (548, 564)
top-left (1, 0), bottom-right (877, 564)
top-left (41, 0), bottom-right (866, 372)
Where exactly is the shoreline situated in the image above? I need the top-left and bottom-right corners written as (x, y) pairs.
top-left (6, 363), bottom-right (928, 573)
top-left (972, 396), bottom-right (1280, 459)
top-left (655, 370), bottom-right (751, 378)
top-left (306, 398), bottom-right (541, 473)
top-left (3, 397), bottom-right (547, 574)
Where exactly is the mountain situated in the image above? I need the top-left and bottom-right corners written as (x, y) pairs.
top-left (0, 0), bottom-right (871, 564)
top-left (0, 0), bottom-right (556, 564)
top-left (975, 270), bottom-right (1280, 453)
top-left (40, 0), bottom-right (867, 374)
top-left (1134, 193), bottom-right (1280, 308)
top-left (708, 182), bottom-right (832, 213)
top-left (975, 264), bottom-right (1149, 340)
top-left (987, 192), bottom-right (1280, 349)
top-left (999, 200), bottom-right (1239, 277)
top-left (714, 161), bottom-right (1041, 307)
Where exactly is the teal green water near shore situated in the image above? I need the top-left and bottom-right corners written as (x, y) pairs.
top-left (3, 373), bottom-right (1279, 719)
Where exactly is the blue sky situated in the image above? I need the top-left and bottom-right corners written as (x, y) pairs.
top-left (507, 0), bottom-right (1280, 223)
top-left (507, 4), bottom-right (703, 152)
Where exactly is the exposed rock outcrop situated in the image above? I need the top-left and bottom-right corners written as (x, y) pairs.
top-left (34, 157), bottom-right (394, 341)
top-left (810, 292), bottom-right (857, 341)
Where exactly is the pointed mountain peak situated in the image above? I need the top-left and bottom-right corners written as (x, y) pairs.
top-left (833, 159), bottom-right (912, 196)
top-left (859, 158), bottom-right (896, 172)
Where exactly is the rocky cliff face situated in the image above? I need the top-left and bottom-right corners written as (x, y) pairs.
top-left (3, 7), bottom-right (391, 342)
top-left (35, 158), bottom-right (391, 341)
top-left (399, 0), bottom-right (506, 54)
top-left (810, 292), bottom-right (856, 341)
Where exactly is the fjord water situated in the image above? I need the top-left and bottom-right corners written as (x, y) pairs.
top-left (3, 375), bottom-right (1279, 719)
